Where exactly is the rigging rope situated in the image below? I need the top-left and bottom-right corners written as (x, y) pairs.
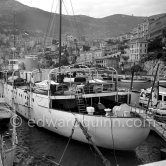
top-left (44, 0), bottom-right (55, 47)
top-left (75, 118), bottom-right (111, 166)
top-left (44, 0), bottom-right (59, 48)
top-left (110, 117), bottom-right (118, 166)
top-left (58, 119), bottom-right (77, 165)
top-left (69, 0), bottom-right (81, 39)
top-left (16, 119), bottom-right (77, 166)
top-left (61, 0), bottom-right (76, 38)
top-left (62, 0), bottom-right (81, 42)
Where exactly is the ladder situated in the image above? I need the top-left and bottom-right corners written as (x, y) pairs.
top-left (75, 93), bottom-right (86, 113)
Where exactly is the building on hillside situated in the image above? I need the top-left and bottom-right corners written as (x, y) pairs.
top-left (77, 50), bottom-right (103, 65)
top-left (149, 14), bottom-right (166, 40)
top-left (6, 59), bottom-right (19, 70)
top-left (119, 48), bottom-right (131, 69)
top-left (99, 40), bottom-right (107, 50)
top-left (120, 48), bottom-right (130, 62)
top-left (65, 34), bottom-right (74, 41)
top-left (117, 33), bottom-right (131, 42)
top-left (104, 43), bottom-right (121, 55)
top-left (77, 51), bottom-right (94, 65)
top-left (130, 20), bottom-right (149, 40)
top-left (129, 39), bottom-right (148, 63)
top-left (94, 50), bottom-right (103, 59)
top-left (95, 55), bottom-right (119, 69)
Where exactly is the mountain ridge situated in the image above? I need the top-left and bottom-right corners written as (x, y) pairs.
top-left (0, 0), bottom-right (165, 39)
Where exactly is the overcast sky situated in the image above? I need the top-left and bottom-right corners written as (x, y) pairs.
top-left (16, 0), bottom-right (166, 18)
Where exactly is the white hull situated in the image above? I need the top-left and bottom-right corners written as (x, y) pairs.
top-left (151, 108), bottom-right (166, 115)
top-left (4, 84), bottom-right (150, 150)
top-left (121, 79), bottom-right (148, 83)
top-left (139, 97), bottom-right (152, 107)
top-left (159, 80), bottom-right (166, 83)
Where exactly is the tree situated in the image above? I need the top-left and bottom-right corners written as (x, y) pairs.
top-left (131, 64), bottom-right (142, 75)
top-left (130, 64), bottom-right (143, 90)
top-left (39, 55), bottom-right (55, 68)
top-left (122, 55), bottom-right (129, 62)
top-left (148, 38), bottom-right (163, 52)
top-left (18, 62), bottom-right (25, 70)
top-left (83, 45), bottom-right (90, 51)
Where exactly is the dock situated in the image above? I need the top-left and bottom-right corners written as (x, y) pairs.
top-left (131, 107), bottom-right (166, 142)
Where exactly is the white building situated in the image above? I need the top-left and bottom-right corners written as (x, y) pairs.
top-left (95, 55), bottom-right (119, 69)
top-left (129, 39), bottom-right (148, 62)
top-left (77, 50), bottom-right (103, 65)
top-left (7, 59), bottom-right (19, 70)
top-left (130, 20), bottom-right (149, 40)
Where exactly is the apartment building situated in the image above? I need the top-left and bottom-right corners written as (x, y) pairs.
top-left (129, 39), bottom-right (148, 62)
top-left (95, 55), bottom-right (119, 69)
top-left (77, 49), bottom-right (103, 65)
top-left (130, 20), bottom-right (149, 40)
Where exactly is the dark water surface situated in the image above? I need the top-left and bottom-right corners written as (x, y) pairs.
top-left (16, 120), bottom-right (166, 166)
top-left (118, 81), bottom-right (152, 91)
top-left (1, 81), bottom-right (165, 166)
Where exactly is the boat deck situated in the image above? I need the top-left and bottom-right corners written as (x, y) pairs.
top-left (131, 107), bottom-right (166, 142)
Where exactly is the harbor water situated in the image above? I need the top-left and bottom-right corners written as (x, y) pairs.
top-left (15, 119), bottom-right (166, 166)
top-left (1, 81), bottom-right (166, 166)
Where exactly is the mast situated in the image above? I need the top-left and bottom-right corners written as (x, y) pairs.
top-left (12, 11), bottom-right (16, 70)
top-left (59, 0), bottom-right (62, 71)
top-left (146, 63), bottom-right (160, 110)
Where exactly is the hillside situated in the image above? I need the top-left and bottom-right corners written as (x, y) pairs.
top-left (0, 0), bottom-right (164, 39)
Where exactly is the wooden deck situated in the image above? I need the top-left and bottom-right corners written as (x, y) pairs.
top-left (131, 107), bottom-right (166, 142)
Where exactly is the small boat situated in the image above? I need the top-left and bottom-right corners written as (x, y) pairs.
top-left (152, 108), bottom-right (166, 123)
top-left (0, 100), bottom-right (17, 166)
top-left (139, 85), bottom-right (166, 108)
top-left (139, 84), bottom-right (166, 123)
top-left (121, 78), bottom-right (148, 83)
top-left (159, 79), bottom-right (166, 84)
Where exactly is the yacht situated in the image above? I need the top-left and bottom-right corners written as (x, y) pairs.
top-left (2, 67), bottom-right (150, 150)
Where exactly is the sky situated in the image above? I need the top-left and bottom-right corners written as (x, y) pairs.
top-left (16, 0), bottom-right (166, 18)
